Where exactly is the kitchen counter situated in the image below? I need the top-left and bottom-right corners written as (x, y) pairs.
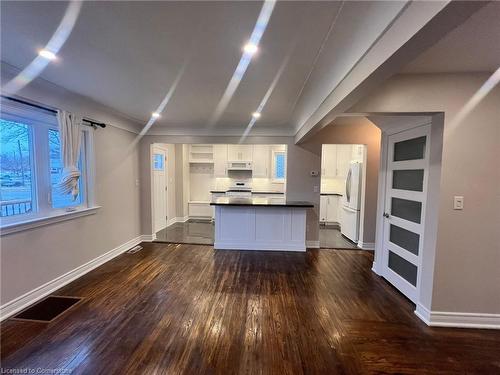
top-left (212, 197), bottom-right (312, 252)
top-left (320, 193), bottom-right (343, 196)
top-left (211, 197), bottom-right (312, 207)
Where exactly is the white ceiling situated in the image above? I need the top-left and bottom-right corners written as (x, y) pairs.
top-left (1, 1), bottom-right (341, 134)
top-left (403, 1), bottom-right (500, 74)
top-left (2, 1), bottom-right (495, 136)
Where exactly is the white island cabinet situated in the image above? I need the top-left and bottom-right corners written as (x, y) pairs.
top-left (211, 197), bottom-right (313, 252)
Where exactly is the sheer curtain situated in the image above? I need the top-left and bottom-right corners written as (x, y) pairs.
top-left (57, 110), bottom-right (83, 200)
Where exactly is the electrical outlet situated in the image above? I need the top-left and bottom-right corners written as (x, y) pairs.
top-left (313, 185), bottom-right (319, 193)
top-left (453, 196), bottom-right (464, 210)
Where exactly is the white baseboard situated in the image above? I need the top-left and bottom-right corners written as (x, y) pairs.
top-left (141, 233), bottom-right (156, 242)
top-left (357, 241), bottom-right (375, 250)
top-left (415, 303), bottom-right (500, 329)
top-left (0, 235), bottom-right (144, 321)
top-left (306, 240), bottom-right (320, 248)
top-left (371, 261), bottom-right (382, 275)
top-left (166, 216), bottom-right (190, 227)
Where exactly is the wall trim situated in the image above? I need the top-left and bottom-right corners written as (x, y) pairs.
top-left (415, 303), bottom-right (500, 330)
top-left (371, 261), bottom-right (382, 275)
top-left (167, 216), bottom-right (190, 227)
top-left (306, 240), bottom-right (320, 248)
top-left (0, 235), bottom-right (144, 321)
top-left (357, 241), bottom-right (375, 250)
top-left (141, 233), bottom-right (157, 242)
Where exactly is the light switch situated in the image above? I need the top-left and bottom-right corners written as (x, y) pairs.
top-left (453, 196), bottom-right (464, 210)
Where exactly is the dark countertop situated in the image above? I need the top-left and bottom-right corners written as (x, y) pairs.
top-left (210, 197), bottom-right (313, 207)
top-left (320, 193), bottom-right (343, 196)
top-left (210, 190), bottom-right (285, 195)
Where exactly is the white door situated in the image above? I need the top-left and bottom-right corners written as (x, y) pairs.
top-left (381, 125), bottom-right (430, 303)
top-left (152, 147), bottom-right (167, 233)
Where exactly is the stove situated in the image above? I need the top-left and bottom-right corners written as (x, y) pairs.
top-left (226, 181), bottom-right (252, 197)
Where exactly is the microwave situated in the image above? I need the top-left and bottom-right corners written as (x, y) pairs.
top-left (227, 161), bottom-right (252, 171)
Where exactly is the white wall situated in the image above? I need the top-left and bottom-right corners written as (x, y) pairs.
top-left (350, 73), bottom-right (500, 315)
top-left (0, 75), bottom-right (142, 306)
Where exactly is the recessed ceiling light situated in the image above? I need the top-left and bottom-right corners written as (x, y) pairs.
top-left (252, 112), bottom-right (261, 119)
top-left (39, 49), bottom-right (56, 60)
top-left (152, 112), bottom-right (161, 118)
top-left (243, 43), bottom-right (258, 55)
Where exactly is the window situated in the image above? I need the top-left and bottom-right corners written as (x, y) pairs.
top-left (0, 119), bottom-right (33, 216)
top-left (0, 99), bottom-right (93, 228)
top-left (153, 153), bottom-right (164, 171)
top-left (272, 151), bottom-right (286, 182)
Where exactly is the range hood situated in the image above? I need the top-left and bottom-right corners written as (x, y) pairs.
top-left (227, 161), bottom-right (252, 171)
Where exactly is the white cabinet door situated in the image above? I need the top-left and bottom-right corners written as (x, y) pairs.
top-left (321, 145), bottom-right (337, 177)
top-left (213, 144), bottom-right (228, 177)
top-left (326, 195), bottom-right (339, 223)
top-left (336, 145), bottom-right (352, 178)
top-left (252, 145), bottom-right (270, 177)
top-left (320, 196), bottom-right (328, 222)
top-left (228, 145), bottom-right (253, 161)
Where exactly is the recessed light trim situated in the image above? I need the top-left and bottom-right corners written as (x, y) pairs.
top-left (152, 112), bottom-right (161, 118)
top-left (39, 49), bottom-right (56, 60)
top-left (243, 43), bottom-right (258, 55)
top-left (252, 112), bottom-right (261, 119)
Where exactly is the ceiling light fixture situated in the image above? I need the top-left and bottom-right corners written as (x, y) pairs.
top-left (152, 112), bottom-right (161, 118)
top-left (38, 49), bottom-right (57, 60)
top-left (243, 43), bottom-right (258, 55)
top-left (252, 112), bottom-right (261, 119)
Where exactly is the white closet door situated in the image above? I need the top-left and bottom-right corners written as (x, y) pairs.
top-left (381, 125), bottom-right (430, 303)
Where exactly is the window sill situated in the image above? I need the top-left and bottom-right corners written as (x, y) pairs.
top-left (0, 206), bottom-right (101, 236)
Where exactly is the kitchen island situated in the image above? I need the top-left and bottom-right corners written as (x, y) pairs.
top-left (210, 197), bottom-right (313, 252)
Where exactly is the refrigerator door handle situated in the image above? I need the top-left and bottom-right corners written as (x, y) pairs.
top-left (346, 168), bottom-right (352, 203)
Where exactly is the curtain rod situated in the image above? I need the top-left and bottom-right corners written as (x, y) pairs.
top-left (1, 95), bottom-right (106, 128)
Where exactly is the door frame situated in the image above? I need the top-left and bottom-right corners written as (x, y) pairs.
top-left (150, 144), bottom-right (168, 234)
top-left (372, 114), bottom-right (444, 311)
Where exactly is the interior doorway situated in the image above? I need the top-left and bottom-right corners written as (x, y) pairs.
top-left (319, 144), bottom-right (366, 249)
top-left (151, 145), bottom-right (168, 233)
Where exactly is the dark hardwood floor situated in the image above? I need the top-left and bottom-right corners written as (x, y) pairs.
top-left (1, 243), bottom-right (499, 374)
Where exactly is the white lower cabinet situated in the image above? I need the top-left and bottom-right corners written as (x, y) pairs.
top-left (320, 195), bottom-right (340, 224)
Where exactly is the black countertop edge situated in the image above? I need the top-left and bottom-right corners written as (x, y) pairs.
top-left (252, 191), bottom-right (285, 195)
top-left (320, 193), bottom-right (343, 196)
top-left (210, 190), bottom-right (285, 194)
top-left (210, 198), bottom-right (313, 208)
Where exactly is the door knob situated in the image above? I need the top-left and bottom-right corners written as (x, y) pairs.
top-left (383, 212), bottom-right (390, 218)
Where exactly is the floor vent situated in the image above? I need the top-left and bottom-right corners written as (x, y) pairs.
top-left (126, 245), bottom-right (143, 254)
top-left (12, 296), bottom-right (82, 323)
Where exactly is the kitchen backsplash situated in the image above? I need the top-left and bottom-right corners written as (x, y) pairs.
top-left (321, 177), bottom-right (345, 195)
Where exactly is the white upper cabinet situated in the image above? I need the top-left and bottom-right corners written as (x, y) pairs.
top-left (335, 145), bottom-right (352, 178)
top-left (213, 144), bottom-right (228, 177)
top-left (252, 145), bottom-right (270, 178)
top-left (227, 144), bottom-right (253, 161)
top-left (321, 144), bottom-right (353, 178)
top-left (321, 144), bottom-right (337, 178)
